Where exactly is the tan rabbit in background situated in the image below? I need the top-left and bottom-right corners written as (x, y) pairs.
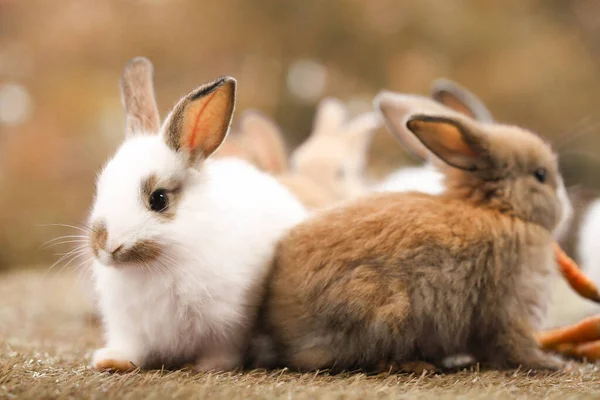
top-left (214, 110), bottom-right (289, 175)
top-left (215, 98), bottom-right (381, 209)
top-left (263, 90), bottom-right (569, 373)
top-left (283, 98), bottom-right (381, 208)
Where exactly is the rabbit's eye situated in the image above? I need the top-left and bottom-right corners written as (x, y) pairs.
top-left (149, 189), bottom-right (169, 212)
top-left (533, 168), bottom-right (547, 183)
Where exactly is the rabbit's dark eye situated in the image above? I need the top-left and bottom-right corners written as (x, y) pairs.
top-left (149, 189), bottom-right (169, 212)
top-left (533, 168), bottom-right (547, 183)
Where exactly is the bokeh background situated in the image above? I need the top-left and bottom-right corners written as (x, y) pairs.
top-left (1, 0), bottom-right (600, 269)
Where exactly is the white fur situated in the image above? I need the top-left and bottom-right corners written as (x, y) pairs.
top-left (553, 180), bottom-right (574, 243)
top-left (376, 163), bottom-right (445, 195)
top-left (90, 134), bottom-right (306, 371)
top-left (578, 198), bottom-right (600, 284)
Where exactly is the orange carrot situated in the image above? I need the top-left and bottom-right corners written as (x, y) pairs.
top-left (536, 315), bottom-right (600, 349)
top-left (572, 339), bottom-right (600, 361)
top-left (554, 243), bottom-right (600, 303)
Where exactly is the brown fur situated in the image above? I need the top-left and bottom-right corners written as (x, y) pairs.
top-left (90, 221), bottom-right (108, 258)
top-left (90, 219), bottom-right (161, 265)
top-left (113, 239), bottom-right (162, 264)
top-left (431, 78), bottom-right (494, 124)
top-left (120, 57), bottom-right (161, 135)
top-left (263, 94), bottom-right (566, 373)
top-left (380, 80), bottom-right (493, 164)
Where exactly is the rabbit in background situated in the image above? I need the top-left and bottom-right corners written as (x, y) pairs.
top-left (214, 110), bottom-right (289, 175)
top-left (544, 186), bottom-right (600, 329)
top-left (88, 57), bottom-right (306, 372)
top-left (215, 98), bottom-right (382, 210)
top-left (284, 98), bottom-right (381, 208)
top-left (263, 89), bottom-right (571, 373)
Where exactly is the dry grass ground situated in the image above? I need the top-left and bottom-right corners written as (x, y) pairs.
top-left (1, 268), bottom-right (600, 400)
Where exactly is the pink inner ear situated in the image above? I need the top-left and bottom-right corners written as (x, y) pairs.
top-left (186, 91), bottom-right (218, 150)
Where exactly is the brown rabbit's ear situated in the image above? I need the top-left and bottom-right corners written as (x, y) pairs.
top-left (431, 79), bottom-right (494, 123)
top-left (405, 115), bottom-right (492, 171)
top-left (312, 97), bottom-right (347, 136)
top-left (375, 91), bottom-right (446, 161)
top-left (121, 57), bottom-right (161, 136)
top-left (163, 77), bottom-right (236, 165)
top-left (239, 110), bottom-right (289, 174)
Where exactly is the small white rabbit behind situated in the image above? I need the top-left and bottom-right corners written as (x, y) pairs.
top-left (89, 58), bottom-right (306, 372)
top-left (577, 199), bottom-right (600, 284)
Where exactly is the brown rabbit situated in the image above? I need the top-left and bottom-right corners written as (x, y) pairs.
top-left (263, 91), bottom-right (568, 372)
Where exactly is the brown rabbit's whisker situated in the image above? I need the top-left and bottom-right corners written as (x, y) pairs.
top-left (553, 119), bottom-right (600, 150)
top-left (559, 150), bottom-right (600, 165)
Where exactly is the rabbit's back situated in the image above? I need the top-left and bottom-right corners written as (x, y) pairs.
top-left (267, 192), bottom-right (553, 370)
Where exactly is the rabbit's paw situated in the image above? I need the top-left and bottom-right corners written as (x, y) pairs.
top-left (92, 348), bottom-right (137, 372)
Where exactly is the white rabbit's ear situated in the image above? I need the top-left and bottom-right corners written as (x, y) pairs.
top-left (311, 97), bottom-right (347, 136)
top-left (121, 57), bottom-right (161, 136)
top-left (431, 79), bottom-right (494, 123)
top-left (375, 91), bottom-right (448, 161)
top-left (239, 110), bottom-right (289, 174)
top-left (405, 115), bottom-right (492, 171)
top-left (163, 77), bottom-right (236, 165)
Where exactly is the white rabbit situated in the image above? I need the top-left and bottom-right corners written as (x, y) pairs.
top-left (577, 198), bottom-right (600, 284)
top-left (542, 189), bottom-right (600, 329)
top-left (88, 57), bottom-right (306, 372)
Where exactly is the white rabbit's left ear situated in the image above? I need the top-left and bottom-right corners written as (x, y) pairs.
top-left (121, 57), bottom-right (161, 136)
top-left (163, 77), bottom-right (236, 164)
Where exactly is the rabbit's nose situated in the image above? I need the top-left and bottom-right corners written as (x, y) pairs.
top-left (107, 243), bottom-right (124, 255)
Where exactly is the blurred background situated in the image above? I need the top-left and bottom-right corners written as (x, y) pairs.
top-left (1, 0), bottom-right (600, 269)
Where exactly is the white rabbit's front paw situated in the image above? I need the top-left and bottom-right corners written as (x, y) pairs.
top-left (92, 348), bottom-right (138, 372)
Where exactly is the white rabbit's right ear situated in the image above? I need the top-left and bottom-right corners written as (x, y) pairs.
top-left (311, 97), bottom-right (347, 136)
top-left (431, 79), bottom-right (494, 123)
top-left (239, 110), bottom-right (289, 174)
top-left (163, 77), bottom-right (236, 165)
top-left (121, 57), bottom-right (161, 136)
